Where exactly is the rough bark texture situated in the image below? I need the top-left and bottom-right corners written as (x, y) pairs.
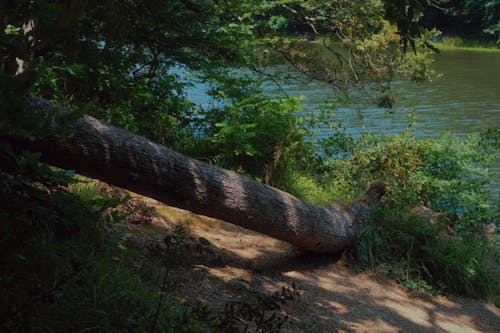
top-left (15, 97), bottom-right (385, 253)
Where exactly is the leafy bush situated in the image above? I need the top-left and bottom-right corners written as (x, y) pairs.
top-left (181, 88), bottom-right (315, 184)
top-left (321, 130), bottom-right (498, 232)
top-left (356, 205), bottom-right (498, 298)
top-left (206, 96), bottom-right (303, 176)
top-left (318, 130), bottom-right (499, 298)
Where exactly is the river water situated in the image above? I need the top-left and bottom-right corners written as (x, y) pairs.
top-left (269, 49), bottom-right (500, 138)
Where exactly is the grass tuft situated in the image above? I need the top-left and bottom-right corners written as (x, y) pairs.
top-left (355, 204), bottom-right (499, 299)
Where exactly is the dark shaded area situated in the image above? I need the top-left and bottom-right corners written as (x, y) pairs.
top-left (139, 209), bottom-right (500, 333)
top-left (421, 1), bottom-right (499, 41)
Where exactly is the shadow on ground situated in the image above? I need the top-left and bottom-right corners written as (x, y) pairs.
top-left (125, 199), bottom-right (499, 333)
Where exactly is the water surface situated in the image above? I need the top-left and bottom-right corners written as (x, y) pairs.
top-left (267, 49), bottom-right (500, 196)
top-left (271, 49), bottom-right (500, 138)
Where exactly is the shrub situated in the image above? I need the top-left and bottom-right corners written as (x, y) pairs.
top-left (356, 205), bottom-right (498, 298)
top-left (318, 130), bottom-right (499, 298)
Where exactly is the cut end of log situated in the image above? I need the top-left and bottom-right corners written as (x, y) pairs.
top-left (359, 181), bottom-right (389, 208)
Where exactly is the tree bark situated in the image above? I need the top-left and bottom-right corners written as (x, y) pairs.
top-left (14, 97), bottom-right (385, 253)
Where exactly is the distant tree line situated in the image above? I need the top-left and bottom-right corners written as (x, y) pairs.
top-left (421, 0), bottom-right (499, 42)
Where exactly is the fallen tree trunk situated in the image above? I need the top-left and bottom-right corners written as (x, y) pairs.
top-left (13, 97), bottom-right (386, 253)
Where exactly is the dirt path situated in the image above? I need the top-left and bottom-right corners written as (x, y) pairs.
top-left (122, 195), bottom-right (499, 332)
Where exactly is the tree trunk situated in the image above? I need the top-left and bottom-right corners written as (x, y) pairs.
top-left (15, 97), bottom-right (386, 253)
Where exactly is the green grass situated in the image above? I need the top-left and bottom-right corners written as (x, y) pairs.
top-left (354, 205), bottom-right (499, 299)
top-left (434, 44), bottom-right (500, 52)
top-left (278, 169), bottom-right (334, 205)
top-left (432, 37), bottom-right (500, 52)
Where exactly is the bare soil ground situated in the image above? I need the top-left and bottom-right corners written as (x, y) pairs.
top-left (117, 193), bottom-right (499, 333)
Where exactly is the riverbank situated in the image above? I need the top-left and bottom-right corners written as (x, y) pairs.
top-left (295, 35), bottom-right (500, 52)
top-left (432, 37), bottom-right (500, 52)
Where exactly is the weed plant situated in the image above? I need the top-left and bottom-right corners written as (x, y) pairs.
top-left (356, 205), bottom-right (498, 298)
top-left (434, 36), bottom-right (500, 51)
